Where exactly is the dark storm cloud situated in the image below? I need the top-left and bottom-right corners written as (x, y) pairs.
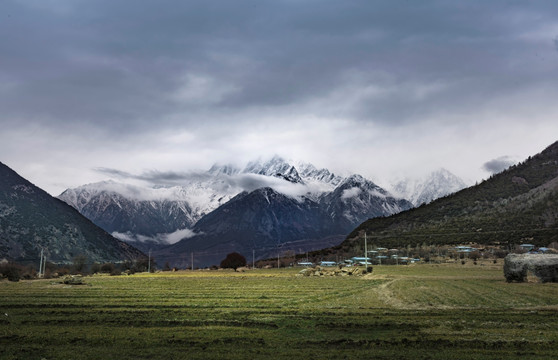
top-left (482, 156), bottom-right (516, 174)
top-left (2, 0), bottom-right (558, 136)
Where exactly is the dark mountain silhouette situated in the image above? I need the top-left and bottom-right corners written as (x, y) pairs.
top-left (0, 162), bottom-right (144, 264)
top-left (154, 187), bottom-right (343, 267)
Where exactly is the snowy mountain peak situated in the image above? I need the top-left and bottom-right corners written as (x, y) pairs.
top-left (243, 155), bottom-right (304, 184)
top-left (296, 161), bottom-right (343, 186)
top-left (208, 163), bottom-right (240, 176)
top-left (391, 168), bottom-right (467, 206)
top-left (340, 174), bottom-right (374, 188)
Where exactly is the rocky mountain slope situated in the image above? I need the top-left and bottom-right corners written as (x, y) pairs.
top-left (155, 187), bottom-right (340, 267)
top-left (320, 174), bottom-right (411, 233)
top-left (0, 162), bottom-right (144, 264)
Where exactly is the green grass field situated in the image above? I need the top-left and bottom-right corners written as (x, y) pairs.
top-left (1, 262), bottom-right (557, 359)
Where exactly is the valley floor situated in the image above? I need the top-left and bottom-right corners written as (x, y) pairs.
top-left (1, 262), bottom-right (557, 359)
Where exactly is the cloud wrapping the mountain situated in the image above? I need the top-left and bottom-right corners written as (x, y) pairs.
top-left (341, 187), bottom-right (362, 200)
top-left (112, 229), bottom-right (197, 244)
top-left (482, 156), bottom-right (517, 174)
top-left (93, 167), bottom-right (328, 201)
top-left (2, 0), bottom-right (558, 195)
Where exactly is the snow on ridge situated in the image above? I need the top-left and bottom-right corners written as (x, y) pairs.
top-left (369, 189), bottom-right (387, 199)
top-left (389, 168), bottom-right (467, 206)
top-left (61, 156), bottom-right (394, 218)
top-left (61, 180), bottom-right (189, 202)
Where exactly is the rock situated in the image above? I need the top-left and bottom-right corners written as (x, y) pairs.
top-left (504, 254), bottom-right (558, 283)
top-left (62, 275), bottom-right (85, 285)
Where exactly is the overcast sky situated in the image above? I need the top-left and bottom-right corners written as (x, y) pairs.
top-left (2, 0), bottom-right (558, 195)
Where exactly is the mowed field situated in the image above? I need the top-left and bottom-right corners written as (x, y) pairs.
top-left (1, 262), bottom-right (557, 359)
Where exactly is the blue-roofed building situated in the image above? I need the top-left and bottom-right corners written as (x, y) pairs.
top-left (520, 244), bottom-right (535, 251)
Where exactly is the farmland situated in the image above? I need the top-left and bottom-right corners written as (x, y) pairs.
top-left (1, 262), bottom-right (558, 359)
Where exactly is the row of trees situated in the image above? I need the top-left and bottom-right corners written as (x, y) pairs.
top-left (1, 252), bottom-right (249, 282)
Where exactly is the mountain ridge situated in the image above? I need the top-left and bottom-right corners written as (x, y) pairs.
top-left (0, 161), bottom-right (144, 264)
top-left (56, 157), bottom-right (473, 266)
top-left (59, 157), bottom-right (403, 251)
top-left (336, 141), bottom-right (558, 255)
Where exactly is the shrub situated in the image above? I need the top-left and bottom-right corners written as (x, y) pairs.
top-left (56, 267), bottom-right (71, 277)
top-left (0, 263), bottom-right (22, 282)
top-left (71, 255), bottom-right (88, 274)
top-left (91, 263), bottom-right (101, 274)
top-left (100, 263), bottom-right (115, 274)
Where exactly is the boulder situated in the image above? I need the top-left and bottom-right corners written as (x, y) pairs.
top-left (504, 254), bottom-right (558, 283)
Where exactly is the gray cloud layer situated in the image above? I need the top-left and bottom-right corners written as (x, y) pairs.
top-left (3, 1), bottom-right (558, 130)
top-left (2, 1), bottom-right (558, 194)
top-left (94, 166), bottom-right (311, 198)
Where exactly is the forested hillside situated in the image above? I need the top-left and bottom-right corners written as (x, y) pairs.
top-left (338, 141), bottom-right (558, 252)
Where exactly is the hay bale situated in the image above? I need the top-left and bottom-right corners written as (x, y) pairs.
top-left (296, 265), bottom-right (372, 277)
top-left (504, 254), bottom-right (558, 283)
top-left (298, 268), bottom-right (312, 277)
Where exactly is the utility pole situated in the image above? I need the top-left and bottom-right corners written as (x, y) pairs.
top-left (148, 249), bottom-right (151, 273)
top-left (43, 250), bottom-right (46, 276)
top-left (39, 248), bottom-right (44, 278)
top-left (252, 249), bottom-right (255, 270)
top-left (191, 252), bottom-right (194, 271)
top-left (364, 232), bottom-right (368, 269)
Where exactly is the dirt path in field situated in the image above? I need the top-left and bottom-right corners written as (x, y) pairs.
top-left (374, 277), bottom-right (409, 309)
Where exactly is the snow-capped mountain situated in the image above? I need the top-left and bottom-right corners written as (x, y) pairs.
top-left (59, 156), bottom-right (411, 261)
top-left (58, 182), bottom-right (197, 251)
top-left (156, 187), bottom-right (339, 267)
top-left (320, 174), bottom-right (413, 232)
top-left (157, 173), bottom-right (412, 267)
top-left (391, 168), bottom-right (468, 206)
top-left (58, 178), bottom-right (242, 252)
